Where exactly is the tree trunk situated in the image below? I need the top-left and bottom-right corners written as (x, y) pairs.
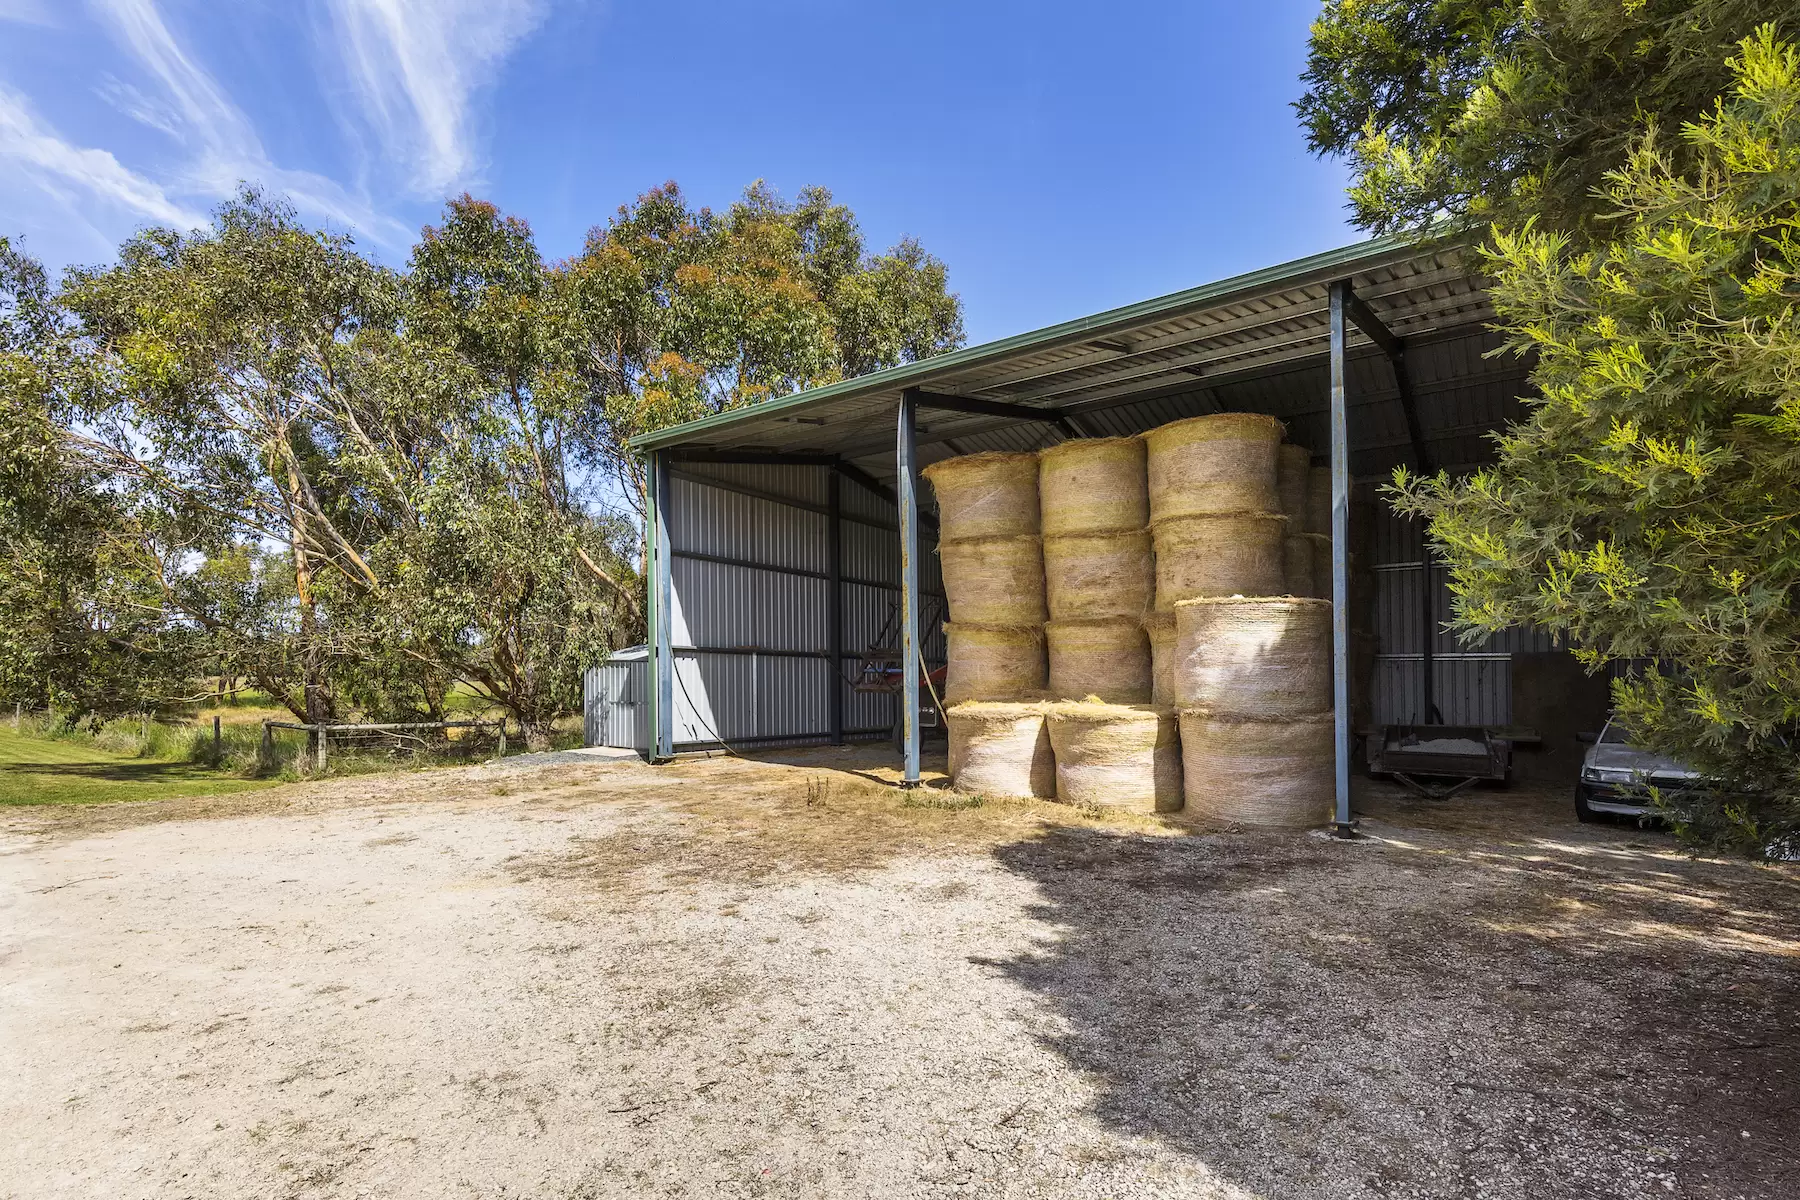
top-left (522, 717), bottom-right (555, 752)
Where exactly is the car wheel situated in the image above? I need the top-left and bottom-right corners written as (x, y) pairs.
top-left (1574, 783), bottom-right (1599, 823)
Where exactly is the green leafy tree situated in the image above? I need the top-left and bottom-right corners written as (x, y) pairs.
top-left (1298, 0), bottom-right (1797, 238)
top-left (1390, 30), bottom-right (1800, 851)
top-left (0, 239), bottom-right (194, 719)
top-left (559, 181), bottom-right (964, 535)
top-left (368, 196), bottom-right (641, 747)
top-left (60, 190), bottom-right (398, 725)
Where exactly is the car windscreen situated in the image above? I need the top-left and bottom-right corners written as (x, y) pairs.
top-left (1599, 722), bottom-right (1631, 744)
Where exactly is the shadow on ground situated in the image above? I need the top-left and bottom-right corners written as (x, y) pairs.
top-left (1, 759), bottom-right (214, 783)
top-left (988, 783), bottom-right (1800, 1200)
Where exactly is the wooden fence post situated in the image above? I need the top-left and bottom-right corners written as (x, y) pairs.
top-left (316, 725), bottom-right (328, 774)
top-left (260, 720), bottom-right (273, 771)
top-left (212, 715), bottom-right (222, 765)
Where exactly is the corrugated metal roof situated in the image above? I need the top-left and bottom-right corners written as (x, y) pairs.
top-left (629, 231), bottom-right (1517, 480)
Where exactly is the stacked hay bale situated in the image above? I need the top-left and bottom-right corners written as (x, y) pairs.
top-left (1143, 414), bottom-right (1287, 609)
top-left (924, 453), bottom-right (1046, 707)
top-left (1047, 701), bottom-right (1182, 812)
top-left (1174, 596), bottom-right (1334, 827)
top-left (1276, 444), bottom-right (1315, 597)
top-left (1039, 439), bottom-right (1153, 703)
top-left (946, 701), bottom-right (1055, 798)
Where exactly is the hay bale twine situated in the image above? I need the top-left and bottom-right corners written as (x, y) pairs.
top-left (1283, 534), bottom-right (1315, 597)
top-left (939, 535), bottom-right (1046, 626)
top-left (1046, 619), bottom-right (1152, 703)
top-left (1142, 611), bottom-right (1178, 707)
top-left (1176, 710), bottom-right (1333, 828)
top-left (1046, 702), bottom-right (1183, 812)
top-left (944, 623), bottom-right (1045, 705)
top-left (1039, 437), bottom-right (1148, 536)
top-left (1172, 597), bottom-right (1332, 716)
top-left (947, 702), bottom-right (1055, 799)
top-left (1150, 513), bottom-right (1286, 610)
top-left (1304, 464), bottom-right (1333, 535)
top-left (1043, 530), bottom-right (1153, 621)
top-left (1143, 413), bottom-right (1283, 521)
top-left (922, 451), bottom-right (1041, 540)
top-left (1276, 444), bottom-right (1311, 522)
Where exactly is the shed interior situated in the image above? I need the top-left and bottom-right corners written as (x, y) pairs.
top-left (586, 232), bottom-right (1603, 791)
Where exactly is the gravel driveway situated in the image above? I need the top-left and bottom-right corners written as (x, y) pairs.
top-left (2, 748), bottom-right (1795, 1199)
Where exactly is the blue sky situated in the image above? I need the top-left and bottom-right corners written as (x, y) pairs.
top-left (0, 0), bottom-right (1353, 345)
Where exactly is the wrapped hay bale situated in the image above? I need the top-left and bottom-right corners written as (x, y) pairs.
top-left (1142, 611), bottom-right (1178, 707)
top-left (1276, 444), bottom-right (1311, 522)
top-left (1046, 702), bottom-right (1183, 812)
top-left (1172, 596), bottom-right (1332, 716)
top-left (948, 702), bottom-right (1055, 799)
top-left (1176, 710), bottom-right (1333, 828)
top-left (1039, 437), bottom-right (1148, 536)
top-left (922, 451), bottom-right (1041, 540)
top-left (944, 622), bottom-right (1045, 705)
top-left (939, 535), bottom-right (1047, 626)
top-left (1283, 535), bottom-right (1314, 597)
top-left (1046, 619), bottom-right (1152, 703)
top-left (1043, 530), bottom-right (1153, 621)
top-left (1143, 413), bottom-right (1283, 521)
top-left (1304, 464), bottom-right (1333, 535)
top-left (1150, 513), bottom-right (1286, 610)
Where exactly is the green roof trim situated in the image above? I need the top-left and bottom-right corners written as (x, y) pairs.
top-left (630, 229), bottom-right (1447, 453)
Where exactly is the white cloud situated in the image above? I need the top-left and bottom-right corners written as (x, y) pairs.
top-left (322, 0), bottom-right (549, 196)
top-left (0, 85), bottom-right (204, 227)
top-left (83, 0), bottom-right (414, 249)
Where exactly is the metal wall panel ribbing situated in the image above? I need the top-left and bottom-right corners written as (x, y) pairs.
top-left (671, 477), bottom-right (828, 574)
top-left (672, 558), bottom-right (826, 653)
top-left (1367, 497), bottom-right (1555, 728)
top-left (584, 659), bottom-right (648, 750)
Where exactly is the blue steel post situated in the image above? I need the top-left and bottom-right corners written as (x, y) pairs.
top-left (1328, 282), bottom-right (1355, 836)
top-left (897, 390), bottom-right (922, 786)
top-left (650, 450), bottom-right (675, 762)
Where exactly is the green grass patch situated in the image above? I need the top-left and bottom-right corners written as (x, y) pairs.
top-left (0, 725), bottom-right (276, 807)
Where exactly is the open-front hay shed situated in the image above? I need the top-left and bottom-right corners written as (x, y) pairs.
top-left (587, 233), bottom-right (1587, 827)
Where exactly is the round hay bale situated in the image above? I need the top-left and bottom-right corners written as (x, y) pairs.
top-left (1283, 534), bottom-right (1314, 597)
top-left (1276, 444), bottom-right (1311, 522)
top-left (1046, 702), bottom-right (1183, 812)
top-left (1304, 464), bottom-right (1333, 535)
top-left (1038, 437), bottom-right (1148, 536)
top-left (939, 535), bottom-right (1046, 626)
top-left (1046, 619), bottom-right (1151, 703)
top-left (922, 452), bottom-right (1040, 541)
top-left (1176, 710), bottom-right (1333, 828)
top-left (944, 623), bottom-right (1045, 705)
top-left (1142, 413), bottom-right (1283, 521)
top-left (1172, 596), bottom-right (1332, 716)
top-left (1043, 530), bottom-right (1153, 621)
top-left (1150, 513), bottom-right (1286, 610)
top-left (1142, 611), bottom-right (1178, 707)
top-left (948, 702), bottom-right (1055, 799)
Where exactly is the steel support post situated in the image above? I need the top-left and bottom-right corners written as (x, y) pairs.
top-left (648, 450), bottom-right (675, 762)
top-left (897, 390), bottom-right (923, 786)
top-left (827, 467), bottom-right (844, 746)
top-left (1328, 282), bottom-right (1356, 837)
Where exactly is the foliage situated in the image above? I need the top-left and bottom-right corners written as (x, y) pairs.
top-left (1298, 0), bottom-right (1797, 238)
top-left (3, 176), bottom-right (945, 749)
top-left (0, 238), bottom-right (196, 720)
top-left (559, 181), bottom-right (964, 529)
top-left (1390, 30), bottom-right (1800, 852)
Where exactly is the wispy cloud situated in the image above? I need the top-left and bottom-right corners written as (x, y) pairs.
top-left (0, 85), bottom-right (204, 227)
top-left (322, 0), bottom-right (549, 196)
top-left (82, 0), bottom-right (413, 248)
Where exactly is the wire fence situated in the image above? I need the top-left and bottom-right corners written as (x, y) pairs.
top-left (260, 719), bottom-right (507, 774)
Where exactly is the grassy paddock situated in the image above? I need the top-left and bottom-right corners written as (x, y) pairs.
top-left (0, 703), bottom-right (586, 806)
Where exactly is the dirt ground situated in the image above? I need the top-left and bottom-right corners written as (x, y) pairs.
top-left (2, 746), bottom-right (1796, 1200)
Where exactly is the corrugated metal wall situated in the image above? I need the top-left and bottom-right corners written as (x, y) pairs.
top-left (1367, 494), bottom-right (1555, 726)
top-left (586, 461), bottom-right (945, 751)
